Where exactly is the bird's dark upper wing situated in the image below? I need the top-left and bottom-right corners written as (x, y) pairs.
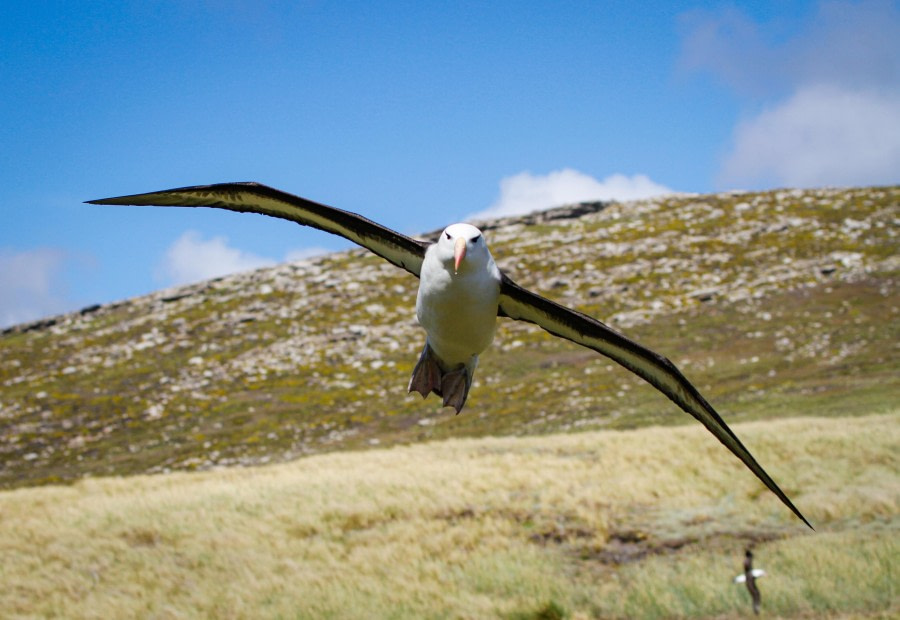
top-left (87, 183), bottom-right (429, 277)
top-left (498, 274), bottom-right (812, 529)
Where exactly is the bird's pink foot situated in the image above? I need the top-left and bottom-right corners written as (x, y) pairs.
top-left (440, 367), bottom-right (471, 414)
top-left (408, 344), bottom-right (473, 413)
top-left (408, 343), bottom-right (442, 399)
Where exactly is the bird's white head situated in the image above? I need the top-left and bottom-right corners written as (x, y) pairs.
top-left (437, 223), bottom-right (490, 275)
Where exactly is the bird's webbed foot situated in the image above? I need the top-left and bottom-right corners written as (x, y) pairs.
top-left (408, 343), bottom-right (442, 399)
top-left (440, 367), bottom-right (471, 414)
top-left (408, 344), bottom-right (473, 413)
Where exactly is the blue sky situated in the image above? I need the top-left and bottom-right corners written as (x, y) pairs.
top-left (1, 0), bottom-right (898, 327)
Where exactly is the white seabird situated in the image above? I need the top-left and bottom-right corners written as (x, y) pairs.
top-left (410, 223), bottom-right (502, 411)
top-left (88, 182), bottom-right (812, 529)
top-left (735, 548), bottom-right (764, 614)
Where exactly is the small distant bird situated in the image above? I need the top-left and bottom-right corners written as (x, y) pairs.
top-left (733, 548), bottom-right (765, 614)
top-left (88, 183), bottom-right (813, 527)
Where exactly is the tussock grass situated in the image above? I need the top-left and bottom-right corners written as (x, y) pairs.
top-left (1, 413), bottom-right (897, 619)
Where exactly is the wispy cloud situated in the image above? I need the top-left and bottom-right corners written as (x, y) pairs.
top-left (0, 247), bottom-right (70, 328)
top-left (680, 0), bottom-right (900, 189)
top-left (469, 169), bottom-right (673, 220)
top-left (157, 231), bottom-right (330, 287)
top-left (0, 232), bottom-right (331, 327)
top-left (721, 85), bottom-right (900, 187)
top-left (679, 0), bottom-right (900, 96)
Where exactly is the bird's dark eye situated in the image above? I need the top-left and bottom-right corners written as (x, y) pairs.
top-left (472, 235), bottom-right (481, 243)
top-left (445, 232), bottom-right (452, 240)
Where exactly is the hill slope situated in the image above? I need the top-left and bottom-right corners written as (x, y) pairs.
top-left (1, 186), bottom-right (897, 489)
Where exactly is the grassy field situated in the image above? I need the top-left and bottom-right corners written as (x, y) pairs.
top-left (2, 412), bottom-right (897, 619)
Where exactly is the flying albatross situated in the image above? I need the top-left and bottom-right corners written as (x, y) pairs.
top-left (87, 182), bottom-right (811, 529)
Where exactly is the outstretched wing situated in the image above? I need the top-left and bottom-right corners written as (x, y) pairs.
top-left (87, 182), bottom-right (429, 277)
top-left (89, 182), bottom-right (809, 528)
top-left (498, 274), bottom-right (812, 529)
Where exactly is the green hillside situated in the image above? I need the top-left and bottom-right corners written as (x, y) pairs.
top-left (1, 186), bottom-right (897, 489)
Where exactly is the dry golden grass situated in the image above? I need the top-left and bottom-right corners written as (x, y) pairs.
top-left (1, 412), bottom-right (897, 619)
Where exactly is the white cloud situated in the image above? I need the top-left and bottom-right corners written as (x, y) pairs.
top-left (721, 85), bottom-right (900, 188)
top-left (157, 231), bottom-right (333, 287)
top-left (157, 231), bottom-right (276, 286)
top-left (0, 248), bottom-right (70, 328)
top-left (469, 169), bottom-right (673, 220)
top-left (679, 0), bottom-right (900, 190)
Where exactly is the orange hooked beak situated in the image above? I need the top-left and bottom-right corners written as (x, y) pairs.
top-left (453, 237), bottom-right (467, 274)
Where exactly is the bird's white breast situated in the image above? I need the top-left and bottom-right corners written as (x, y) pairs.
top-left (416, 245), bottom-right (501, 368)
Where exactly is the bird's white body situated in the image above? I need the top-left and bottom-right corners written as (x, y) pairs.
top-left (410, 223), bottom-right (501, 411)
top-left (416, 223), bottom-right (501, 371)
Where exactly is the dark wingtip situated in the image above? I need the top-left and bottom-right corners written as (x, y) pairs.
top-left (779, 491), bottom-right (814, 530)
top-left (85, 193), bottom-right (143, 205)
top-left (788, 504), bottom-right (814, 530)
top-left (84, 182), bottom-right (265, 207)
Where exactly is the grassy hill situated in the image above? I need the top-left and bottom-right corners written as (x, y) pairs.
top-left (1, 185), bottom-right (896, 489)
